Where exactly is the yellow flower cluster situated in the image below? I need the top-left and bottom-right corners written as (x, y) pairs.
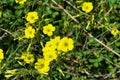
top-left (19, 23), bottom-right (74, 74)
top-left (24, 11), bottom-right (39, 39)
top-left (33, 25), bottom-right (74, 73)
top-left (111, 28), bottom-right (119, 37)
top-left (35, 36), bottom-right (74, 73)
top-left (21, 51), bottom-right (34, 64)
top-left (0, 49), bottom-right (4, 62)
top-left (14, 11), bottom-right (39, 40)
top-left (42, 36), bottom-right (74, 53)
top-left (43, 24), bottom-right (55, 36)
top-left (15, 0), bottom-right (27, 4)
top-left (82, 2), bottom-right (93, 13)
top-left (35, 37), bottom-right (59, 73)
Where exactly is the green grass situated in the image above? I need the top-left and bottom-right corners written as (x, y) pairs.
top-left (0, 0), bottom-right (120, 79)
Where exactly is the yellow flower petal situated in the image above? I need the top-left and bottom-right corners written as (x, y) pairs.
top-left (0, 49), bottom-right (4, 60)
top-left (15, 0), bottom-right (27, 4)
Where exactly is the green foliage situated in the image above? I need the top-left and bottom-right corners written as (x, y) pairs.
top-left (108, 0), bottom-right (117, 6)
top-left (0, 0), bottom-right (120, 79)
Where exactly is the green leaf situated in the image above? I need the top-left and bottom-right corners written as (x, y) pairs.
top-left (108, 0), bottom-right (117, 6)
top-left (115, 41), bottom-right (120, 46)
top-left (83, 50), bottom-right (91, 55)
top-left (89, 59), bottom-right (95, 63)
top-left (52, 12), bottom-right (59, 18)
top-left (93, 63), bottom-right (99, 67)
top-left (97, 58), bottom-right (103, 62)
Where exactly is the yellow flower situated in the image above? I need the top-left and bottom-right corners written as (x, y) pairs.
top-left (43, 24), bottom-right (55, 36)
top-left (43, 50), bottom-right (57, 62)
top-left (25, 26), bottom-right (35, 38)
top-left (15, 0), bottom-right (27, 4)
top-left (26, 11), bottom-right (39, 24)
top-left (35, 59), bottom-right (50, 73)
top-left (82, 2), bottom-right (93, 13)
top-left (21, 51), bottom-right (34, 64)
top-left (42, 40), bottom-right (56, 52)
top-left (51, 36), bottom-right (61, 50)
top-left (25, 23), bottom-right (31, 27)
top-left (111, 28), bottom-right (119, 36)
top-left (0, 49), bottom-right (4, 61)
top-left (42, 36), bottom-right (61, 53)
top-left (58, 37), bottom-right (74, 52)
top-left (21, 52), bottom-right (27, 59)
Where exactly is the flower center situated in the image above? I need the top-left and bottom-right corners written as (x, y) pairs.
top-left (64, 42), bottom-right (68, 47)
top-left (17, 0), bottom-right (22, 2)
top-left (49, 55), bottom-right (53, 58)
top-left (85, 6), bottom-right (89, 9)
top-left (47, 29), bottom-right (50, 32)
top-left (27, 56), bottom-right (32, 60)
top-left (29, 30), bottom-right (32, 34)
top-left (40, 64), bottom-right (44, 68)
top-left (30, 16), bottom-right (35, 20)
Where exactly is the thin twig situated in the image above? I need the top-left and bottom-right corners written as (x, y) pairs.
top-left (0, 28), bottom-right (13, 36)
top-left (0, 33), bottom-right (7, 40)
top-left (51, 0), bottom-right (79, 24)
top-left (108, 36), bottom-right (120, 46)
top-left (84, 29), bottom-right (120, 57)
top-left (99, 7), bottom-right (113, 23)
top-left (85, 44), bottom-right (120, 68)
top-left (0, 28), bottom-right (14, 40)
top-left (66, 57), bottom-right (91, 75)
top-left (102, 56), bottom-right (120, 68)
